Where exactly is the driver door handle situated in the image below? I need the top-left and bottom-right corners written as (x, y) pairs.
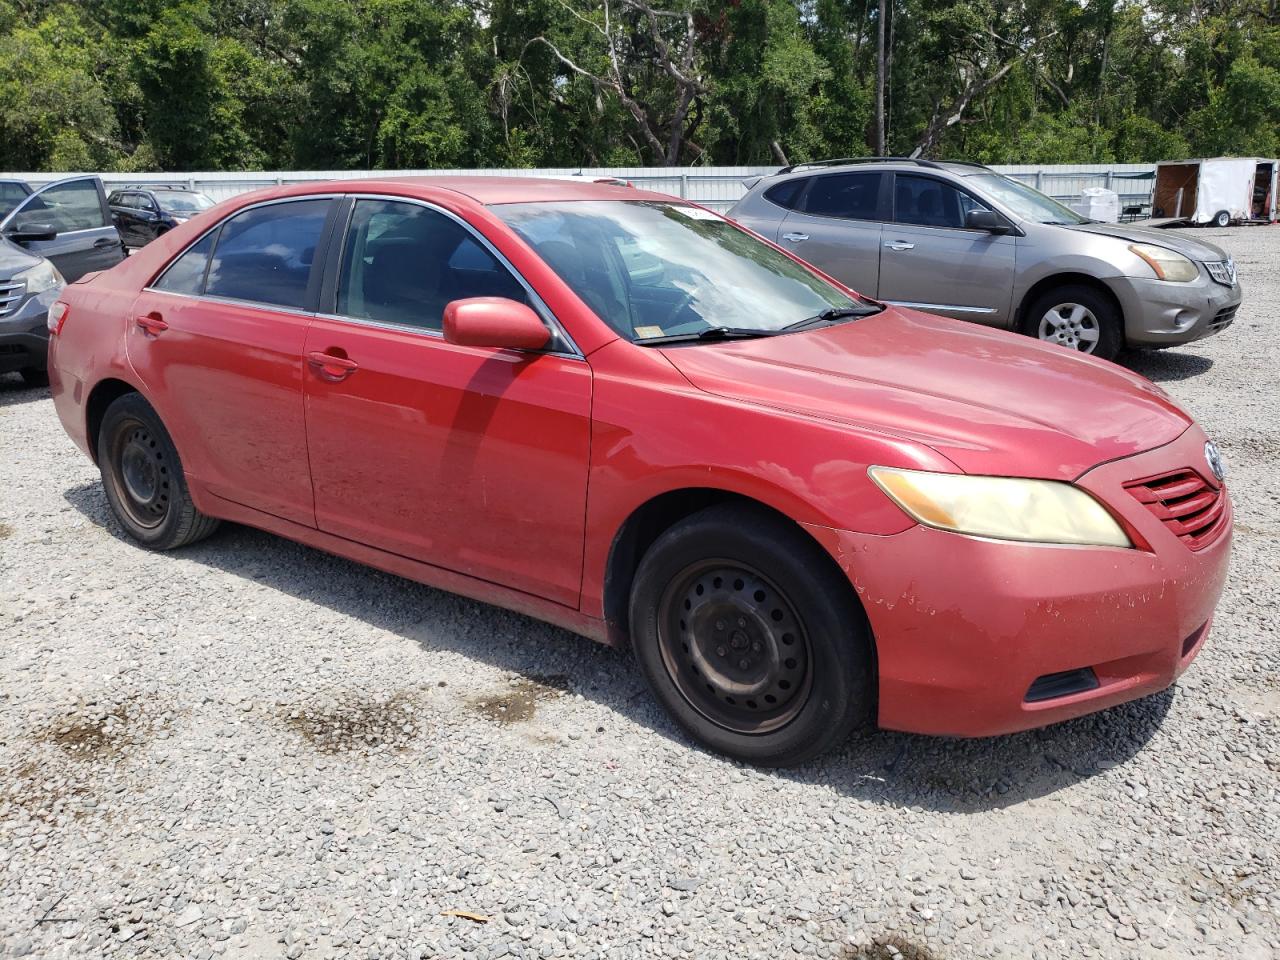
top-left (884, 241), bottom-right (916, 251)
top-left (307, 350), bottom-right (359, 382)
top-left (135, 314), bottom-right (168, 336)
top-left (782, 232), bottom-right (809, 243)
top-left (94, 237), bottom-right (119, 248)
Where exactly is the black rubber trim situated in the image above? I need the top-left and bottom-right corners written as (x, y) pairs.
top-left (1024, 667), bottom-right (1100, 703)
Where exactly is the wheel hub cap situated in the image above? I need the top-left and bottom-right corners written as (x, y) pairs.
top-left (1038, 302), bottom-right (1101, 354)
top-left (658, 562), bottom-right (811, 734)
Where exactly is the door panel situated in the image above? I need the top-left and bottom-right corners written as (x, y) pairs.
top-left (772, 172), bottom-right (887, 298)
top-left (303, 318), bottom-right (592, 606)
top-left (125, 291), bottom-right (316, 526)
top-left (2, 177), bottom-right (123, 280)
top-left (878, 173), bottom-right (1016, 325)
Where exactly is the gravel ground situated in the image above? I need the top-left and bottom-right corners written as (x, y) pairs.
top-left (1, 227), bottom-right (1277, 960)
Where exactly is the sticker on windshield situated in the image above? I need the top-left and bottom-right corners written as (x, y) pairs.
top-left (671, 206), bottom-right (722, 221)
top-left (634, 325), bottom-right (666, 339)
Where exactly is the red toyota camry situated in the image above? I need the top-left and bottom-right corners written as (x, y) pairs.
top-left (46, 177), bottom-right (1231, 765)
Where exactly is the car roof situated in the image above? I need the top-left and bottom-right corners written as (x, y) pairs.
top-left (256, 175), bottom-right (673, 207)
top-left (770, 158), bottom-right (992, 178)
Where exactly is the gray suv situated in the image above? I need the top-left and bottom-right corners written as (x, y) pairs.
top-left (728, 158), bottom-right (1243, 360)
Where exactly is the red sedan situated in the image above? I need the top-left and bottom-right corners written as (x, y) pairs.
top-left (46, 177), bottom-right (1231, 765)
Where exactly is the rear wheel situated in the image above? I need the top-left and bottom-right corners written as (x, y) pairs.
top-left (1213, 210), bottom-right (1230, 228)
top-left (1022, 284), bottom-right (1123, 361)
top-left (98, 393), bottom-right (220, 550)
top-left (629, 503), bottom-right (872, 766)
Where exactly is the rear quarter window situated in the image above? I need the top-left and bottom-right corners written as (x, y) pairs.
top-left (764, 179), bottom-right (806, 210)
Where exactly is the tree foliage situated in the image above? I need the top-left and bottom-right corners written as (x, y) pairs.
top-left (0, 0), bottom-right (1277, 171)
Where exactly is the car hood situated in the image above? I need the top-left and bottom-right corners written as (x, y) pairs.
top-left (660, 308), bottom-right (1192, 481)
top-left (1063, 222), bottom-right (1229, 262)
top-left (0, 236), bottom-right (41, 277)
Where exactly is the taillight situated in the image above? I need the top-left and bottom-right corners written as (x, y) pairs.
top-left (47, 301), bottom-right (69, 335)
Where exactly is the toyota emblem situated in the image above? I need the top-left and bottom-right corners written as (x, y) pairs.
top-left (1204, 441), bottom-right (1226, 483)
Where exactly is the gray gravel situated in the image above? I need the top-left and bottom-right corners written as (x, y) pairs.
top-left (2, 227), bottom-right (1278, 960)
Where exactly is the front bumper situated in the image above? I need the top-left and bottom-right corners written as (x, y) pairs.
top-left (1110, 272), bottom-right (1242, 347)
top-left (805, 426), bottom-right (1231, 737)
top-left (0, 285), bottom-right (59, 374)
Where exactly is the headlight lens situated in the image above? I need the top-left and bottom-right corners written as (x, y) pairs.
top-left (1129, 243), bottom-right (1198, 282)
top-left (869, 467), bottom-right (1131, 547)
top-left (15, 259), bottom-right (65, 296)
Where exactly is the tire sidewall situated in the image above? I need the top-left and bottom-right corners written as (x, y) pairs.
top-left (629, 507), bottom-right (871, 766)
top-left (1023, 284), bottom-right (1124, 361)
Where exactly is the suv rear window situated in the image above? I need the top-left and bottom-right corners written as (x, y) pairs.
top-left (802, 172), bottom-right (882, 220)
top-left (764, 179), bottom-right (806, 210)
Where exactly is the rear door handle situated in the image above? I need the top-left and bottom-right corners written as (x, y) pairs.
top-left (307, 350), bottom-right (359, 382)
top-left (135, 314), bottom-right (168, 336)
top-left (782, 232), bottom-right (809, 242)
top-left (94, 237), bottom-right (119, 248)
top-left (884, 241), bottom-right (916, 251)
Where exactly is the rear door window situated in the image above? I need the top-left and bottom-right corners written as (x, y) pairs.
top-left (204, 199), bottom-right (330, 309)
top-left (336, 199), bottom-right (529, 332)
top-left (801, 172), bottom-right (883, 220)
top-left (154, 231), bottom-right (217, 295)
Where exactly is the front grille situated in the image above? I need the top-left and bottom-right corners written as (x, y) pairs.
top-left (0, 279), bottom-right (25, 318)
top-left (1209, 305), bottom-right (1237, 332)
top-left (1205, 259), bottom-right (1237, 286)
top-left (1124, 469), bottom-right (1227, 551)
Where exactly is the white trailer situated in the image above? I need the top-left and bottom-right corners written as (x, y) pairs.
top-left (1150, 157), bottom-right (1278, 227)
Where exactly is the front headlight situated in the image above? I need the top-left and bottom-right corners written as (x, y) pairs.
top-left (1129, 243), bottom-right (1199, 282)
top-left (869, 467), bottom-right (1131, 547)
top-left (15, 259), bottom-right (65, 296)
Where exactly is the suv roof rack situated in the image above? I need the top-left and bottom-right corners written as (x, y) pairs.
top-left (776, 156), bottom-right (992, 175)
top-left (121, 184), bottom-right (188, 191)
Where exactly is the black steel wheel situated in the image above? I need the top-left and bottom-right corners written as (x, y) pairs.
top-left (98, 393), bottom-right (220, 550)
top-left (630, 502), bottom-right (873, 766)
top-left (658, 560), bottom-right (812, 734)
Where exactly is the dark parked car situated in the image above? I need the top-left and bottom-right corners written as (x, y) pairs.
top-left (108, 186), bottom-right (215, 250)
top-left (1, 175), bottom-right (125, 383)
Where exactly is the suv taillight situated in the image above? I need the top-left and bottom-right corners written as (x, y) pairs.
top-left (47, 301), bottom-right (69, 335)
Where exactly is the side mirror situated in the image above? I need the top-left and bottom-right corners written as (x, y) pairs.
top-left (443, 297), bottom-right (551, 351)
top-left (965, 209), bottom-right (1011, 234)
top-left (7, 221), bottom-right (58, 242)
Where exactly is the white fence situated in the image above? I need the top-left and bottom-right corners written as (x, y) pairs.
top-left (4, 163), bottom-right (1158, 212)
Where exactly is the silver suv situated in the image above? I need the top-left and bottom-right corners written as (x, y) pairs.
top-left (728, 158), bottom-right (1243, 360)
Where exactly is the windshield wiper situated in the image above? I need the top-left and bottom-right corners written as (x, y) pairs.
top-left (635, 326), bottom-right (782, 346)
top-left (782, 304), bottom-right (884, 332)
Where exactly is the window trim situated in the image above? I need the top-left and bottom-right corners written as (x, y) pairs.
top-left (318, 193), bottom-right (583, 360)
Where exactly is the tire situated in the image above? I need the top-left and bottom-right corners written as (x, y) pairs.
top-left (1213, 210), bottom-right (1230, 228)
top-left (1021, 283), bottom-right (1123, 361)
top-left (629, 502), bottom-right (873, 766)
top-left (97, 392), bottom-right (220, 550)
top-left (19, 367), bottom-right (49, 387)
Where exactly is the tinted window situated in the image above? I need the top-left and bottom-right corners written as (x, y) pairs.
top-left (154, 231), bottom-right (216, 295)
top-left (337, 199), bottom-right (528, 332)
top-left (205, 199), bottom-right (329, 309)
top-left (0, 182), bottom-right (30, 219)
top-left (764, 179), bottom-right (806, 210)
top-left (16, 180), bottom-right (107, 231)
top-left (802, 173), bottom-right (882, 220)
top-left (894, 174), bottom-right (989, 229)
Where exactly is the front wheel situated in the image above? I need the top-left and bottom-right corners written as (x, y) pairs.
top-left (1213, 210), bottom-right (1230, 228)
top-left (629, 503), bottom-right (873, 766)
top-left (98, 393), bottom-right (220, 550)
top-left (1022, 284), bottom-right (1123, 361)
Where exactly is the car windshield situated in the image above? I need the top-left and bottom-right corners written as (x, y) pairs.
top-left (160, 193), bottom-right (215, 214)
top-left (965, 173), bottom-right (1089, 225)
top-left (493, 200), bottom-right (861, 341)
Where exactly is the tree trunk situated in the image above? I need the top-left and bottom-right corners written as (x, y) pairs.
top-left (875, 0), bottom-right (886, 154)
